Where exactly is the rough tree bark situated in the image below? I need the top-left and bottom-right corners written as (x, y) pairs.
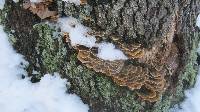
top-left (0, 0), bottom-right (200, 111)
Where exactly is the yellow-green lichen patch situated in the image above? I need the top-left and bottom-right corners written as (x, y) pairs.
top-left (34, 23), bottom-right (67, 74)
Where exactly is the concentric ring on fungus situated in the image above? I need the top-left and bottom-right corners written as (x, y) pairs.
top-left (64, 27), bottom-right (179, 102)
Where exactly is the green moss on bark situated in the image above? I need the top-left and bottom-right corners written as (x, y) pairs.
top-left (1, 0), bottom-right (200, 111)
top-left (33, 24), bottom-right (67, 74)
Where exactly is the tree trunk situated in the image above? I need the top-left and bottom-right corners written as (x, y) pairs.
top-left (1, 0), bottom-right (200, 111)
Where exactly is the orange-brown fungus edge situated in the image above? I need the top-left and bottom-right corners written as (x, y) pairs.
top-left (72, 30), bottom-right (179, 102)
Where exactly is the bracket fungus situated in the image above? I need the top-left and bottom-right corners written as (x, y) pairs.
top-left (63, 29), bottom-right (179, 102)
top-left (77, 46), bottom-right (125, 75)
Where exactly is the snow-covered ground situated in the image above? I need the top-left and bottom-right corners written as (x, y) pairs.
top-left (0, 25), bottom-right (89, 112)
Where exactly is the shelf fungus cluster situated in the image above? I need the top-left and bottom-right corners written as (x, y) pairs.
top-left (112, 39), bottom-right (145, 60)
top-left (64, 30), bottom-right (179, 102)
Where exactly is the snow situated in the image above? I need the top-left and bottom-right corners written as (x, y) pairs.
top-left (30, 0), bottom-right (43, 2)
top-left (58, 17), bottom-right (128, 61)
top-left (69, 23), bottom-right (96, 48)
top-left (58, 17), bottom-right (96, 48)
top-left (62, 0), bottom-right (81, 5)
top-left (96, 42), bottom-right (128, 61)
top-left (0, 0), bottom-right (5, 9)
top-left (170, 69), bottom-right (200, 112)
top-left (0, 25), bottom-right (89, 112)
top-left (58, 17), bottom-right (79, 33)
top-left (196, 14), bottom-right (200, 28)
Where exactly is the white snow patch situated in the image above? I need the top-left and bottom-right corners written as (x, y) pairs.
top-left (62, 0), bottom-right (81, 5)
top-left (30, 0), bottom-right (43, 3)
top-left (58, 17), bottom-right (128, 61)
top-left (196, 14), bottom-right (200, 28)
top-left (0, 0), bottom-right (5, 9)
top-left (69, 24), bottom-right (96, 48)
top-left (96, 42), bottom-right (128, 61)
top-left (58, 17), bottom-right (96, 48)
top-left (0, 25), bottom-right (89, 112)
top-left (58, 17), bottom-right (79, 33)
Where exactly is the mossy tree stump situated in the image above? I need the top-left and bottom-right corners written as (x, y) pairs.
top-left (1, 0), bottom-right (200, 111)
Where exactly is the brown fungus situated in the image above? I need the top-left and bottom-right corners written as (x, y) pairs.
top-left (75, 43), bottom-right (168, 102)
top-left (62, 20), bottom-right (179, 102)
top-left (77, 47), bottom-right (125, 75)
